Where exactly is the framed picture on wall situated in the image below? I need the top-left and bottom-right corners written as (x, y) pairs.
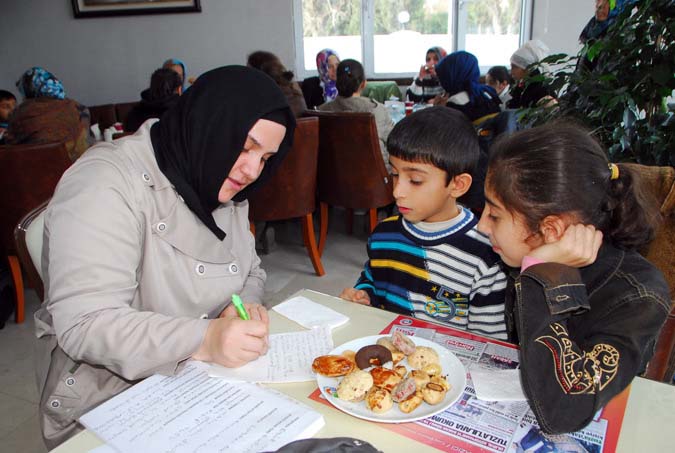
top-left (72, 0), bottom-right (201, 18)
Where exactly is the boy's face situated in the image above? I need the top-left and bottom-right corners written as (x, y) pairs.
top-left (0, 98), bottom-right (16, 122)
top-left (390, 155), bottom-right (461, 223)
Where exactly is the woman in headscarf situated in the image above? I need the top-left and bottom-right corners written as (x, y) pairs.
top-left (4, 67), bottom-right (93, 161)
top-left (34, 66), bottom-right (295, 449)
top-left (162, 57), bottom-right (189, 89)
top-left (406, 46), bottom-right (447, 103)
top-left (247, 50), bottom-right (307, 117)
top-left (506, 40), bottom-right (554, 109)
top-left (433, 50), bottom-right (501, 123)
top-left (301, 48), bottom-right (341, 110)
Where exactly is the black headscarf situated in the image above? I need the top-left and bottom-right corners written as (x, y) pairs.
top-left (150, 65), bottom-right (295, 240)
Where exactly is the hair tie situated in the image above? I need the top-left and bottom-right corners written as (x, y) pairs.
top-left (609, 163), bottom-right (620, 180)
top-left (344, 66), bottom-right (351, 74)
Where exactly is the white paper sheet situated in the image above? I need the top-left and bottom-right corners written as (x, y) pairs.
top-left (80, 362), bottom-right (325, 453)
top-left (208, 327), bottom-right (333, 382)
top-left (88, 445), bottom-right (118, 453)
top-left (470, 367), bottom-right (527, 401)
top-left (272, 296), bottom-right (349, 330)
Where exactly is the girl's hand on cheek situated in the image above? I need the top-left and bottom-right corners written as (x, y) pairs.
top-left (528, 224), bottom-right (603, 268)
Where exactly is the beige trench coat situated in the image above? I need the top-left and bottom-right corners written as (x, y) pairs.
top-left (34, 120), bottom-right (266, 448)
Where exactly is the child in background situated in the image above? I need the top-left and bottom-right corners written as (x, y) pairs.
top-left (478, 121), bottom-right (669, 433)
top-left (0, 90), bottom-right (17, 139)
top-left (340, 107), bottom-right (507, 340)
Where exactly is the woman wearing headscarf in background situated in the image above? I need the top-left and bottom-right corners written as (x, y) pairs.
top-left (247, 50), bottom-right (307, 117)
top-left (406, 46), bottom-right (447, 103)
top-left (163, 57), bottom-right (192, 89)
top-left (577, 0), bottom-right (638, 71)
top-left (433, 50), bottom-right (501, 123)
top-left (4, 67), bottom-right (93, 161)
top-left (506, 40), bottom-right (554, 109)
top-left (35, 66), bottom-right (295, 449)
top-left (301, 48), bottom-right (341, 109)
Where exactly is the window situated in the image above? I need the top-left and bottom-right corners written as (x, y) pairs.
top-left (293, 0), bottom-right (533, 79)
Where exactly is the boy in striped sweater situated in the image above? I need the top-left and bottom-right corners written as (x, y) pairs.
top-left (340, 107), bottom-right (508, 339)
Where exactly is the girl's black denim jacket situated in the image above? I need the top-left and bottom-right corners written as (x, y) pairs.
top-left (505, 242), bottom-right (670, 434)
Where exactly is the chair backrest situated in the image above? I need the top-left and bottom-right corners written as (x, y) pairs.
top-left (0, 142), bottom-right (71, 256)
top-left (306, 111), bottom-right (394, 210)
top-left (88, 103), bottom-right (117, 131)
top-left (627, 163), bottom-right (675, 382)
top-left (248, 117), bottom-right (319, 222)
top-left (115, 102), bottom-right (140, 127)
top-left (14, 200), bottom-right (48, 300)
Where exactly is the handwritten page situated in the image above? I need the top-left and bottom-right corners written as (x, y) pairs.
top-left (272, 296), bottom-right (349, 330)
top-left (208, 327), bottom-right (333, 382)
top-left (80, 362), bottom-right (325, 453)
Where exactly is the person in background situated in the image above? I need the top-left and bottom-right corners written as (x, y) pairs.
top-left (485, 66), bottom-right (513, 109)
top-left (478, 121), bottom-right (669, 433)
top-left (340, 107), bottom-right (507, 339)
top-left (0, 90), bottom-right (17, 140)
top-left (247, 50), bottom-right (307, 117)
top-left (124, 68), bottom-right (182, 133)
top-left (319, 59), bottom-right (394, 170)
top-left (162, 58), bottom-right (191, 89)
top-left (4, 67), bottom-right (93, 161)
top-left (406, 46), bottom-right (447, 103)
top-left (35, 66), bottom-right (295, 448)
top-left (300, 48), bottom-right (341, 110)
top-left (506, 40), bottom-right (553, 109)
top-left (433, 51), bottom-right (501, 123)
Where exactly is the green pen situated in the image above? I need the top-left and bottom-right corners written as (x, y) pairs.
top-left (231, 293), bottom-right (250, 320)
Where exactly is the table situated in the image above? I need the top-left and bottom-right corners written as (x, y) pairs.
top-left (52, 289), bottom-right (675, 452)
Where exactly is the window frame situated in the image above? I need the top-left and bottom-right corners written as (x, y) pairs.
top-left (292, 0), bottom-right (533, 80)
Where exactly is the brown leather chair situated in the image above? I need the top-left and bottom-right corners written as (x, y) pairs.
top-left (305, 111), bottom-right (394, 254)
top-left (627, 163), bottom-right (675, 383)
top-left (115, 102), bottom-right (140, 127)
top-left (14, 201), bottom-right (49, 301)
top-left (248, 117), bottom-right (325, 276)
top-left (88, 104), bottom-right (117, 132)
top-left (0, 142), bottom-right (71, 323)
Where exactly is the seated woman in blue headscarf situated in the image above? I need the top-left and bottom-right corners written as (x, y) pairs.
top-left (4, 67), bottom-right (93, 161)
top-left (433, 51), bottom-right (501, 123)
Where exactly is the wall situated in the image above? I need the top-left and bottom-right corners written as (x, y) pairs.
top-left (531, 0), bottom-right (592, 56)
top-left (0, 0), bottom-right (296, 106)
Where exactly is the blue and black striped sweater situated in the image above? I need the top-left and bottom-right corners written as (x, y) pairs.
top-left (355, 209), bottom-right (508, 340)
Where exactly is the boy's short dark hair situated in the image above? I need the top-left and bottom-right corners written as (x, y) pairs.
top-left (387, 106), bottom-right (479, 184)
top-left (0, 90), bottom-right (16, 102)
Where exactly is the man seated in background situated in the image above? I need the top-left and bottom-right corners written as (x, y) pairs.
top-left (124, 68), bottom-right (182, 133)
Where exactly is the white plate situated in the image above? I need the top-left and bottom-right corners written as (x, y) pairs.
top-left (316, 334), bottom-right (466, 423)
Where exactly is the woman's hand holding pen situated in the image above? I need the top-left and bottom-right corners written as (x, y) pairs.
top-left (193, 304), bottom-right (269, 367)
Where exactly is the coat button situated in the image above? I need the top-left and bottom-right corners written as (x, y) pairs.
top-left (195, 263), bottom-right (205, 275)
top-left (156, 222), bottom-right (167, 232)
top-left (229, 263), bottom-right (238, 274)
top-left (50, 399), bottom-right (61, 409)
top-left (65, 377), bottom-right (75, 386)
top-left (142, 172), bottom-right (151, 182)
top-left (199, 313), bottom-right (208, 319)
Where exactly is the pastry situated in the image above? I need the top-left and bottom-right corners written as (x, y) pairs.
top-left (337, 370), bottom-right (374, 402)
top-left (365, 387), bottom-right (393, 413)
top-left (408, 346), bottom-right (440, 369)
top-left (312, 355), bottom-right (355, 377)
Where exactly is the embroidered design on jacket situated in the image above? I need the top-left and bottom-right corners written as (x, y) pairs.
top-left (535, 323), bottom-right (619, 394)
